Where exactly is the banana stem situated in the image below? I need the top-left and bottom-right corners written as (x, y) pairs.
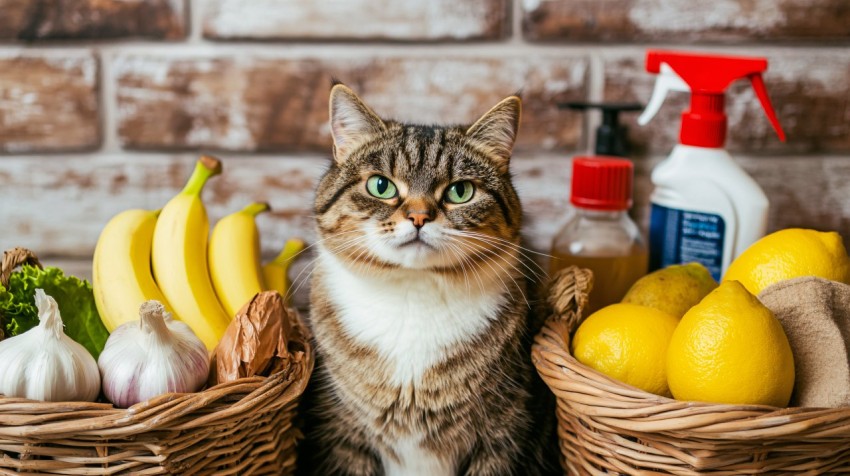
top-left (182, 156), bottom-right (223, 196)
top-left (271, 238), bottom-right (306, 266)
top-left (241, 202), bottom-right (271, 216)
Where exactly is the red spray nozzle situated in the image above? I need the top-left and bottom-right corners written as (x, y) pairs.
top-left (645, 50), bottom-right (785, 147)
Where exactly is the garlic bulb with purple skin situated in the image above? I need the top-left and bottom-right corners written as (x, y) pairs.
top-left (98, 300), bottom-right (209, 408)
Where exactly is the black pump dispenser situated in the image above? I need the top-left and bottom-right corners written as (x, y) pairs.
top-left (560, 102), bottom-right (643, 157)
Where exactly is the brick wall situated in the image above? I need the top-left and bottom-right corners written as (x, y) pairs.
top-left (2, 0), bottom-right (849, 304)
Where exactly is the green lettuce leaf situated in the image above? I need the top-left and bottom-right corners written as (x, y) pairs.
top-left (0, 265), bottom-right (109, 358)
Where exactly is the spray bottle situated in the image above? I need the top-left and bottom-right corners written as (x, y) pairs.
top-left (638, 50), bottom-right (786, 281)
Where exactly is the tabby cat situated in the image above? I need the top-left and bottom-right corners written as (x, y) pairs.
top-left (301, 84), bottom-right (555, 476)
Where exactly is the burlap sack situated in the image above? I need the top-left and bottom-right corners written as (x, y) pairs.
top-left (759, 276), bottom-right (850, 408)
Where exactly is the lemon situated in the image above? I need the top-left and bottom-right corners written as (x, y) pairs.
top-left (667, 281), bottom-right (794, 407)
top-left (571, 303), bottom-right (680, 396)
top-left (724, 228), bottom-right (850, 296)
top-left (622, 262), bottom-right (718, 318)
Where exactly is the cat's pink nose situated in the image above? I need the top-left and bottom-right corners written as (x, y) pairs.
top-left (407, 211), bottom-right (431, 228)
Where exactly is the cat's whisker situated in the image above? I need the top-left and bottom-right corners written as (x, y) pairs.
top-left (442, 228), bottom-right (544, 259)
top-left (286, 265), bottom-right (319, 305)
top-left (452, 246), bottom-right (475, 295)
top-left (443, 229), bottom-right (553, 260)
top-left (332, 236), bottom-right (375, 273)
top-left (277, 230), bottom-right (366, 299)
top-left (459, 237), bottom-right (542, 287)
top-left (442, 241), bottom-right (476, 295)
top-left (447, 238), bottom-right (514, 300)
top-left (460, 235), bottom-right (548, 281)
top-left (293, 234), bottom-right (372, 296)
top-left (443, 230), bottom-right (551, 277)
top-left (286, 259), bottom-right (330, 304)
top-left (450, 237), bottom-right (531, 310)
top-left (286, 234), bottom-right (367, 301)
top-left (455, 237), bottom-right (523, 283)
top-left (283, 229), bottom-right (363, 263)
top-left (469, 239), bottom-right (533, 295)
top-left (443, 231), bottom-right (547, 282)
top-left (286, 254), bottom-right (324, 302)
top-left (350, 246), bottom-right (378, 276)
top-left (344, 234), bottom-right (386, 277)
top-left (452, 233), bottom-right (549, 277)
top-left (435, 243), bottom-right (470, 293)
top-left (292, 230), bottom-right (357, 274)
top-left (444, 240), bottom-right (487, 297)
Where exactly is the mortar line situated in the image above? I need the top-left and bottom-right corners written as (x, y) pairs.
top-left (98, 47), bottom-right (121, 154)
top-left (2, 41), bottom-right (845, 57)
top-left (583, 53), bottom-right (607, 155)
top-left (187, 0), bottom-right (205, 45)
top-left (508, 0), bottom-right (524, 45)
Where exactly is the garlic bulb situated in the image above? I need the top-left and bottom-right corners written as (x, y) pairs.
top-left (0, 289), bottom-right (100, 402)
top-left (98, 300), bottom-right (209, 408)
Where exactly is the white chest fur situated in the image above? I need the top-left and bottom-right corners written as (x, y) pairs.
top-left (318, 248), bottom-right (506, 385)
top-left (317, 248), bottom-right (507, 476)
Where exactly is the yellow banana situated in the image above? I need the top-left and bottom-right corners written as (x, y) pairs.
top-left (152, 156), bottom-right (230, 350)
top-left (262, 238), bottom-right (305, 303)
top-left (93, 209), bottom-right (174, 332)
top-left (209, 202), bottom-right (271, 317)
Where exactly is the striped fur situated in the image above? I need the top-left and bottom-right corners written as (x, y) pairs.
top-left (300, 85), bottom-right (556, 476)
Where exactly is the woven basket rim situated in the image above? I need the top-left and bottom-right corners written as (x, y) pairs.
top-left (0, 346), bottom-right (314, 439)
top-left (0, 247), bottom-right (42, 290)
top-left (0, 247), bottom-right (44, 341)
top-left (0, 293), bottom-right (315, 440)
top-left (532, 266), bottom-right (850, 441)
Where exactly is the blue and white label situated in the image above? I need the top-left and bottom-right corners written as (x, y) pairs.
top-left (649, 204), bottom-right (725, 281)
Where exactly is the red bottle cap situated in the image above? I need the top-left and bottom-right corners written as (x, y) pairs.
top-left (570, 157), bottom-right (633, 211)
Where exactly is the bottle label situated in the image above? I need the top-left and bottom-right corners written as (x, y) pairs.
top-left (649, 204), bottom-right (725, 281)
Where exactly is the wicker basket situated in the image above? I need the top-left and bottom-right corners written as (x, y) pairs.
top-left (0, 248), bottom-right (314, 475)
top-left (532, 266), bottom-right (850, 475)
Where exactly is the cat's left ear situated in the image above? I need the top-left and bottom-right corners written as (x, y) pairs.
top-left (466, 96), bottom-right (522, 173)
top-left (329, 84), bottom-right (386, 163)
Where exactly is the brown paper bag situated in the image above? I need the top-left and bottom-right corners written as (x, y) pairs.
top-left (208, 291), bottom-right (306, 385)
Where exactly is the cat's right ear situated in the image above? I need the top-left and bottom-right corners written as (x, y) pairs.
top-left (465, 95), bottom-right (521, 173)
top-left (329, 84), bottom-right (386, 163)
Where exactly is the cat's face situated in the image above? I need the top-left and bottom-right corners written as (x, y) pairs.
top-left (315, 84), bottom-right (523, 272)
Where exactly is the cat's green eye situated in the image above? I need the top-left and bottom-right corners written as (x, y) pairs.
top-left (445, 181), bottom-right (475, 204)
top-left (366, 175), bottom-right (398, 199)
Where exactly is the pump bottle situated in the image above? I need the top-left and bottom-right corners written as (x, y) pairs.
top-left (638, 51), bottom-right (786, 281)
top-left (551, 102), bottom-right (647, 315)
top-left (563, 101), bottom-right (644, 157)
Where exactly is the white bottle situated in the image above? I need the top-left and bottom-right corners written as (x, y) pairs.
top-left (639, 51), bottom-right (786, 281)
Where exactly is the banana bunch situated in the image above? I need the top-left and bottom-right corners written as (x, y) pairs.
top-left (93, 155), bottom-right (303, 350)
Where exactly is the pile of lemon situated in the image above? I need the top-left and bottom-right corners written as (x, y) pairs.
top-left (572, 228), bottom-right (850, 407)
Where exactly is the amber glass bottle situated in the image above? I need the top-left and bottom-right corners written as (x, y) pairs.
top-left (550, 157), bottom-right (648, 315)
